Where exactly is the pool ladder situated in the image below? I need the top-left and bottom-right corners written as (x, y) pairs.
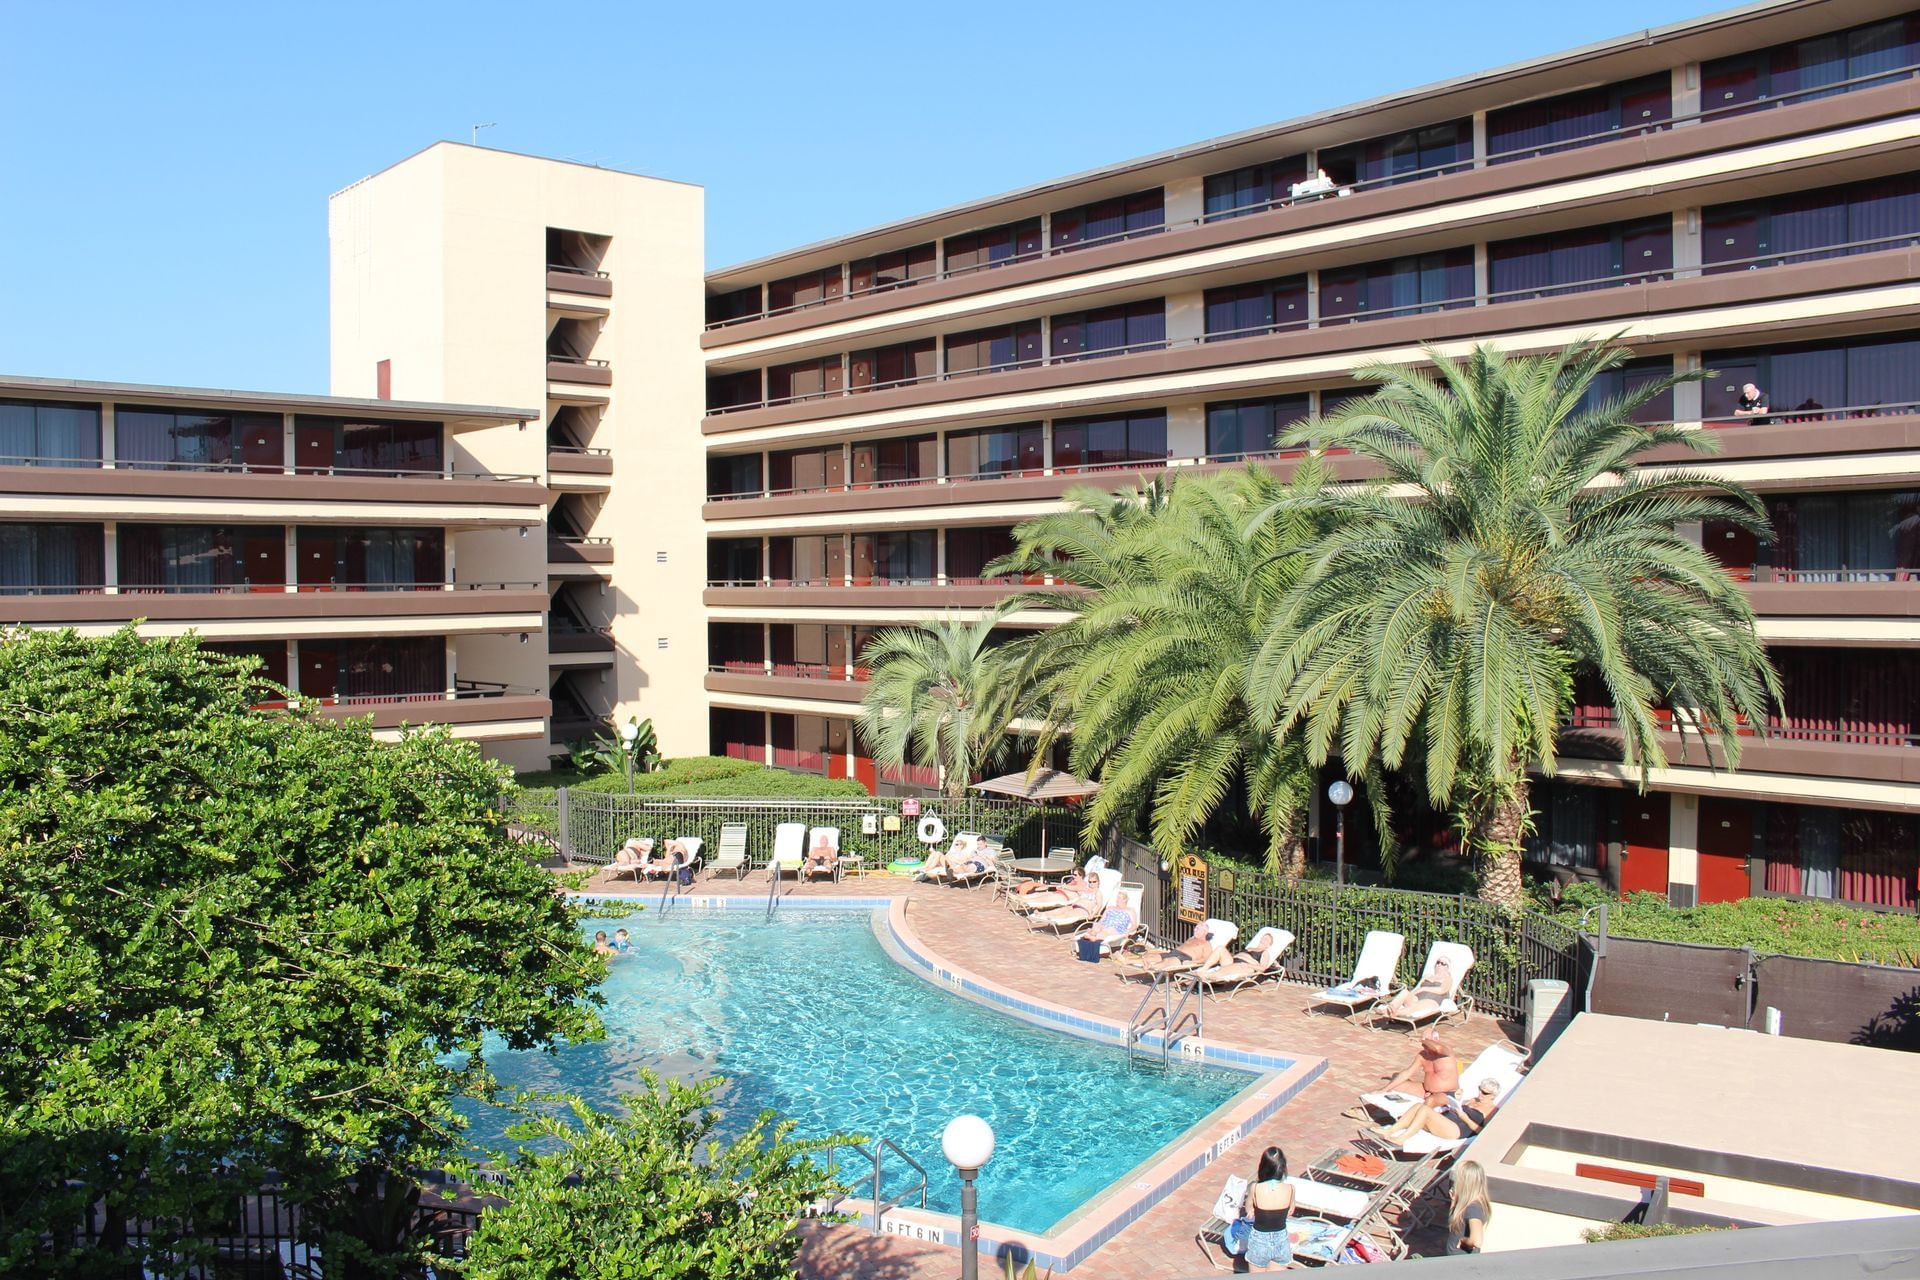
top-left (1126, 975), bottom-right (1204, 1068)
top-left (844, 1135), bottom-right (928, 1233)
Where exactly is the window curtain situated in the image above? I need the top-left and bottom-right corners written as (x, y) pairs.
top-left (1839, 812), bottom-right (1919, 909)
top-left (1769, 193), bottom-right (1849, 260)
top-left (1770, 347), bottom-right (1847, 419)
top-left (1, 402), bottom-right (100, 467)
top-left (1848, 338), bottom-right (1920, 415)
top-left (1764, 806), bottom-right (1803, 895)
top-left (336, 637), bottom-right (445, 700)
top-left (1489, 240), bottom-right (1552, 298)
top-left (1849, 175), bottom-right (1920, 250)
top-left (1791, 496), bottom-right (1844, 580)
top-left (1799, 808), bottom-right (1841, 898)
top-left (1531, 783), bottom-right (1598, 867)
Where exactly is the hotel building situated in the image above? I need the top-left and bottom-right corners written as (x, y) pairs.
top-left (5, 0), bottom-right (1916, 908)
top-left (691, 0), bottom-right (1920, 911)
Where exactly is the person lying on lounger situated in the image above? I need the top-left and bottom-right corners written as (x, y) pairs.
top-left (1076, 899), bottom-right (1137, 949)
top-left (1013, 865), bottom-right (1093, 897)
top-left (1370, 1077), bottom-right (1502, 1146)
top-left (1378, 956), bottom-right (1454, 1021)
top-left (1127, 922), bottom-right (1220, 973)
top-left (949, 836), bottom-right (996, 879)
top-left (1343, 1030), bottom-right (1457, 1120)
top-left (612, 837), bottom-right (654, 875)
top-left (917, 834), bottom-right (971, 881)
top-left (801, 830), bottom-right (839, 878)
top-left (642, 839), bottom-right (694, 879)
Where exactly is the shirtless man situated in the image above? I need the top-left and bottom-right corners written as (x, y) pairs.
top-left (1343, 1029), bottom-right (1458, 1121)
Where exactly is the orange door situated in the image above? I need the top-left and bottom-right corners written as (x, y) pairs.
top-left (1619, 796), bottom-right (1671, 897)
top-left (1696, 797), bottom-right (1754, 904)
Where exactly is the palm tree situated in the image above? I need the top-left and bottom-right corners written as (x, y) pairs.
top-left (1250, 339), bottom-right (1780, 908)
top-left (993, 465), bottom-right (1359, 874)
top-left (857, 606), bottom-right (1018, 797)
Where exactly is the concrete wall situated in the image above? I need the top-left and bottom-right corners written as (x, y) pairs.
top-left (330, 143), bottom-right (709, 771)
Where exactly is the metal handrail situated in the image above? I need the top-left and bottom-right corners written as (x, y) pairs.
top-left (0, 454), bottom-right (536, 481)
top-left (703, 59), bottom-right (1920, 332)
top-left (261, 683), bottom-right (539, 711)
top-left (846, 1137), bottom-right (928, 1234)
top-left (546, 354), bottom-right (611, 368)
top-left (546, 262), bottom-right (610, 279)
top-left (546, 443), bottom-right (612, 457)
top-left (1701, 230), bottom-right (1920, 274)
top-left (13, 579), bottom-right (537, 597)
top-left (1567, 707), bottom-right (1918, 747)
top-left (549, 535), bottom-right (613, 545)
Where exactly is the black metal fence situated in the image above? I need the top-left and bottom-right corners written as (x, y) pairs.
top-left (58, 1185), bottom-right (482, 1277)
top-left (1106, 835), bottom-right (1577, 1022)
top-left (505, 789), bottom-right (1076, 869)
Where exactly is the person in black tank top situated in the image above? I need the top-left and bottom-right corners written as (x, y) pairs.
top-left (1234, 1146), bottom-right (1295, 1271)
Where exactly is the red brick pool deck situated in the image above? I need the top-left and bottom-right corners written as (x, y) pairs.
top-left (573, 868), bottom-right (1514, 1278)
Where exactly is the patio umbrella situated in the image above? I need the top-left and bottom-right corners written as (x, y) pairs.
top-left (970, 769), bottom-right (1100, 854)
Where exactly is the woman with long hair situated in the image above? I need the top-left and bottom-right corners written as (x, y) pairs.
top-left (1447, 1161), bottom-right (1492, 1255)
top-left (1235, 1145), bottom-right (1294, 1271)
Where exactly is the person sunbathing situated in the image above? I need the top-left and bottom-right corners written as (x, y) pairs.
top-left (916, 834), bottom-right (970, 881)
top-left (949, 836), bottom-right (996, 879)
top-left (801, 831), bottom-right (838, 878)
top-left (1075, 899), bottom-right (1137, 949)
top-left (642, 839), bottom-right (693, 879)
top-left (1012, 865), bottom-right (1094, 905)
top-left (1370, 1077), bottom-right (1502, 1146)
top-left (1343, 1030), bottom-right (1457, 1121)
top-left (1379, 957), bottom-right (1454, 1021)
top-left (612, 837), bottom-right (654, 876)
top-left (1126, 922), bottom-right (1221, 974)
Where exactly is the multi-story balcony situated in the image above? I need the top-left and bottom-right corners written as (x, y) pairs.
top-left (545, 444), bottom-right (613, 491)
top-left (306, 681), bottom-right (553, 742)
top-left (546, 355), bottom-right (612, 404)
top-left (702, 63), bottom-right (1920, 364)
top-left (547, 263), bottom-right (612, 300)
top-left (548, 619), bottom-right (616, 664)
top-left (547, 535), bottom-right (614, 577)
top-left (704, 659), bottom-right (870, 705)
top-left (1, 580), bottom-right (547, 639)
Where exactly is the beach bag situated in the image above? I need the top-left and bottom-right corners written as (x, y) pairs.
top-left (677, 865), bottom-right (694, 886)
top-left (1076, 937), bottom-right (1103, 963)
top-left (1211, 1173), bottom-right (1248, 1222)
top-left (1222, 1217), bottom-right (1251, 1256)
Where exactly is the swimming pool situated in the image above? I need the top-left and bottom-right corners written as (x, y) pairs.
top-left (466, 906), bottom-right (1259, 1234)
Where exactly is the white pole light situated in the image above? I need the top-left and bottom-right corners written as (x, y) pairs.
top-left (1327, 779), bottom-right (1354, 807)
top-left (941, 1114), bottom-right (995, 1172)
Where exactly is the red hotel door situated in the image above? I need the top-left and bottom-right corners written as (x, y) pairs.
top-left (298, 645), bottom-right (338, 701)
top-left (1696, 797), bottom-right (1755, 904)
top-left (1619, 795), bottom-right (1671, 897)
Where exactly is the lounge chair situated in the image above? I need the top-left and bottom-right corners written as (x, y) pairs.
top-left (1364, 941), bottom-right (1475, 1032)
top-left (709, 823), bottom-right (749, 879)
top-left (767, 822), bottom-right (806, 880)
top-left (1009, 856), bottom-right (1106, 912)
top-left (1304, 930), bottom-right (1404, 1018)
top-left (1029, 868), bottom-right (1120, 932)
top-left (1182, 926), bottom-right (1293, 999)
top-left (948, 838), bottom-right (1001, 888)
top-left (801, 826), bottom-right (843, 881)
top-left (1359, 1040), bottom-right (1529, 1123)
top-left (608, 837), bottom-right (655, 883)
top-left (1117, 918), bottom-right (1239, 981)
top-left (1072, 884), bottom-right (1146, 956)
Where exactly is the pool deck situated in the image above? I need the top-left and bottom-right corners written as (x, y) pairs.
top-left (571, 867), bottom-right (1515, 1278)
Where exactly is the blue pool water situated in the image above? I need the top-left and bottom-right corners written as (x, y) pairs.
top-left (466, 908), bottom-right (1258, 1233)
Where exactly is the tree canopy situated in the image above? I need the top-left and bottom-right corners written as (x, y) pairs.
top-left (0, 628), bottom-right (605, 1278)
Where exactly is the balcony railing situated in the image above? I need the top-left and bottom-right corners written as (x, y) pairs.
top-left (1718, 565), bottom-right (1919, 584)
top-left (1567, 705), bottom-right (1918, 748)
top-left (0, 454), bottom-right (536, 481)
top-left (705, 575), bottom-right (1053, 590)
top-left (262, 680), bottom-right (541, 712)
top-left (547, 355), bottom-right (611, 370)
top-left (546, 263), bottom-right (610, 282)
top-left (709, 660), bottom-right (871, 681)
top-left (0, 580), bottom-right (536, 597)
top-left (546, 444), bottom-right (612, 458)
top-left (703, 59), bottom-right (1920, 335)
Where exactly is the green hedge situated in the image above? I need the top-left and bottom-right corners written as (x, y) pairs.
top-left (517, 756), bottom-right (764, 803)
top-left (1556, 884), bottom-right (1920, 966)
top-left (1581, 1223), bottom-right (1733, 1244)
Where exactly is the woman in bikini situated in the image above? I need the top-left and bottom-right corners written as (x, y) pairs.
top-left (642, 838), bottom-right (693, 879)
top-left (1379, 956), bottom-right (1453, 1021)
top-left (1371, 1076), bottom-right (1503, 1145)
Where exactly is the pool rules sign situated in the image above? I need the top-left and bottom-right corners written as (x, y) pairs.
top-left (1176, 853), bottom-right (1209, 924)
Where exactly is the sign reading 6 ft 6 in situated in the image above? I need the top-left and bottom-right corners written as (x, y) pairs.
top-left (1176, 852), bottom-right (1209, 924)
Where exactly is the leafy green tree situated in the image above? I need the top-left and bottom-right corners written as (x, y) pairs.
top-left (1250, 340), bottom-right (1779, 907)
top-left (858, 606), bottom-right (1019, 797)
top-left (994, 466), bottom-right (1360, 874)
top-left (0, 628), bottom-right (606, 1278)
top-left (456, 1076), bottom-right (849, 1280)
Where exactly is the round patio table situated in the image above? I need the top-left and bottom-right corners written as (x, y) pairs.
top-left (1010, 854), bottom-right (1076, 878)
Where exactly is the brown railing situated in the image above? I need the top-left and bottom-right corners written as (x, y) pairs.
top-left (0, 453), bottom-right (536, 481)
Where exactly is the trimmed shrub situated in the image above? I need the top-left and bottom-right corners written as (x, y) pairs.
top-left (1581, 1222), bottom-right (1733, 1243)
top-left (1556, 884), bottom-right (1920, 966)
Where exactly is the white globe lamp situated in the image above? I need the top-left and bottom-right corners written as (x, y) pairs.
top-left (1327, 779), bottom-right (1354, 885)
top-left (942, 1115), bottom-right (995, 1280)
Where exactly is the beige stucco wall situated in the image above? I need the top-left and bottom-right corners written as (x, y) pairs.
top-left (329, 143), bottom-right (709, 771)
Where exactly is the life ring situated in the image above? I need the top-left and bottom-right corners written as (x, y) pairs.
top-left (916, 813), bottom-right (947, 845)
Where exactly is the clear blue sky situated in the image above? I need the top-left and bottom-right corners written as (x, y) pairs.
top-left (1, 0), bottom-right (1734, 393)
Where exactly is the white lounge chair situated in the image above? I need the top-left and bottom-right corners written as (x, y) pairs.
top-left (1117, 918), bottom-right (1239, 981)
top-left (948, 837), bottom-right (1001, 888)
top-left (1365, 941), bottom-right (1476, 1032)
top-left (801, 826), bottom-right (843, 881)
top-left (1029, 868), bottom-right (1120, 932)
top-left (1305, 930), bottom-right (1405, 1018)
top-left (639, 836), bottom-right (702, 880)
top-left (607, 836), bottom-right (655, 883)
top-left (1009, 855), bottom-right (1106, 912)
top-left (1072, 883), bottom-right (1146, 956)
top-left (1360, 1040), bottom-right (1529, 1122)
top-left (767, 822), bottom-right (806, 880)
top-left (709, 823), bottom-right (749, 879)
top-left (1182, 925), bottom-right (1294, 998)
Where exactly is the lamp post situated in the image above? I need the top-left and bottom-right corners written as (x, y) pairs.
top-left (1327, 780), bottom-right (1354, 887)
top-left (619, 719), bottom-right (639, 796)
top-left (941, 1115), bottom-right (995, 1280)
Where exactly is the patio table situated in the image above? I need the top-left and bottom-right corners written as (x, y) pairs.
top-left (1010, 854), bottom-right (1076, 878)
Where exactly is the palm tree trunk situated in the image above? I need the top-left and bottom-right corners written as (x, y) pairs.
top-left (1471, 775), bottom-right (1531, 910)
top-left (1271, 810), bottom-right (1308, 879)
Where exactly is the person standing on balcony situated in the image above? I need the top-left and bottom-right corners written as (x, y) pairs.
top-left (1733, 382), bottom-right (1771, 422)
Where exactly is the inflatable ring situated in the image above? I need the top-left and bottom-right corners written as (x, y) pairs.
top-left (916, 813), bottom-right (947, 845)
